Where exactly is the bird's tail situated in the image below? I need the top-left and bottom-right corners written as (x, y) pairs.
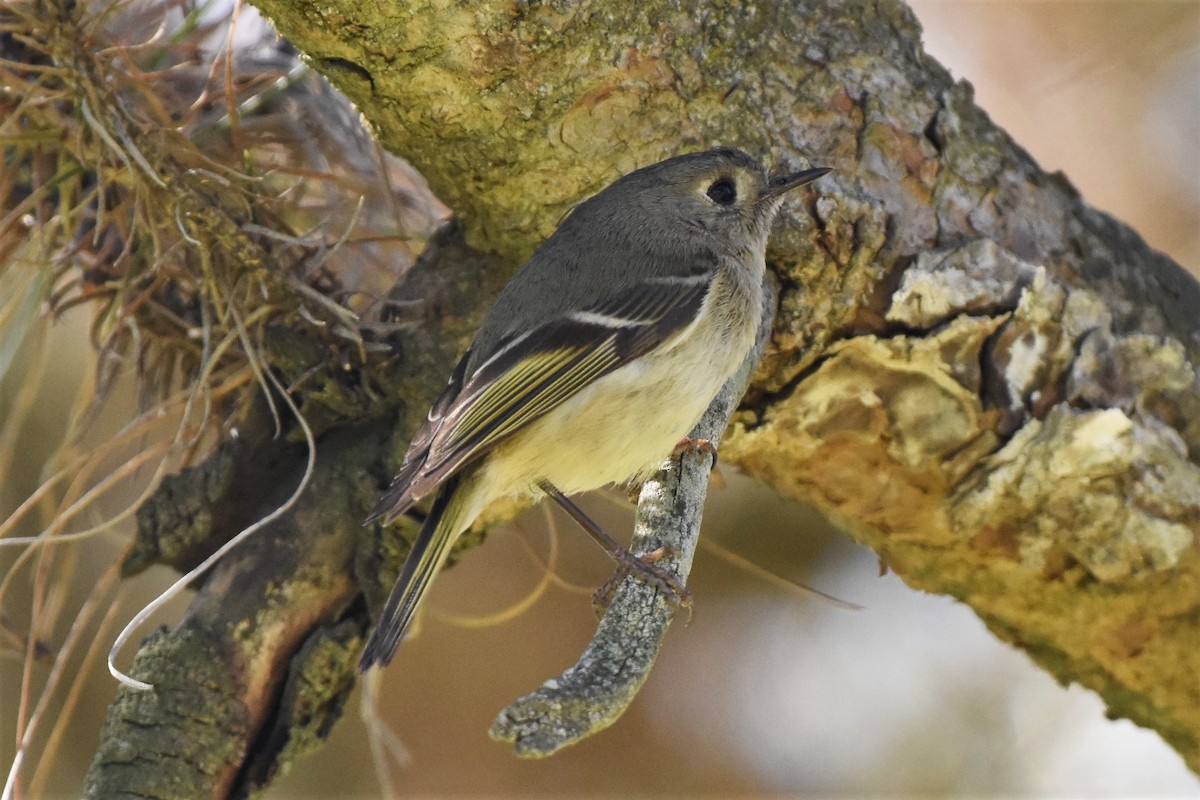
top-left (359, 475), bottom-right (472, 669)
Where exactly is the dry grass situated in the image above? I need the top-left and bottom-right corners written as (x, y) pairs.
top-left (0, 1), bottom-right (445, 794)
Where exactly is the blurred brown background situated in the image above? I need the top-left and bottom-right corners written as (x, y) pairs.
top-left (2, 1), bottom-right (1198, 797)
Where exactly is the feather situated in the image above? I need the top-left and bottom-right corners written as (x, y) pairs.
top-left (367, 272), bottom-right (712, 525)
top-left (360, 474), bottom-right (469, 668)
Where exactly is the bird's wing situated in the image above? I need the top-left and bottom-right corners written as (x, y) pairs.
top-left (365, 347), bottom-right (473, 524)
top-left (367, 272), bottom-right (712, 524)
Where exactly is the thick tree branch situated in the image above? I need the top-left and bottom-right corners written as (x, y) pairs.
top-left (84, 224), bottom-right (510, 798)
top-left (84, 0), bottom-right (1200, 791)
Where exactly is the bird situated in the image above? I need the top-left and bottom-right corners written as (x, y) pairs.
top-left (360, 148), bottom-right (829, 669)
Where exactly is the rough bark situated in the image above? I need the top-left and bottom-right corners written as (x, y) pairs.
top-left (86, 225), bottom-right (509, 799)
top-left (85, 0), bottom-right (1200, 794)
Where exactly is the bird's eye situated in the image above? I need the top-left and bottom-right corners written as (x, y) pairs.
top-left (706, 178), bottom-right (737, 205)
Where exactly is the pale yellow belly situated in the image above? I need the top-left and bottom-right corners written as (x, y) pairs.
top-left (480, 269), bottom-right (760, 499)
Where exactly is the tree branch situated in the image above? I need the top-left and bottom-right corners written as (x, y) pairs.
top-left (81, 0), bottom-right (1200, 790)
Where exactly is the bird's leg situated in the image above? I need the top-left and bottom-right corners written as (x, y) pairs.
top-left (538, 481), bottom-right (692, 613)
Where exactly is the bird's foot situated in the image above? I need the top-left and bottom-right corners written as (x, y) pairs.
top-left (592, 545), bottom-right (693, 616)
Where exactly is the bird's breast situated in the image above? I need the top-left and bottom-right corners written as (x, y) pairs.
top-left (483, 256), bottom-right (763, 497)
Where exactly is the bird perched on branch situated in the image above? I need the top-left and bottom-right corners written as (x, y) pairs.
top-left (361, 148), bottom-right (829, 669)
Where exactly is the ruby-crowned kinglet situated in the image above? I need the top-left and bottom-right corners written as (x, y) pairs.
top-left (360, 148), bottom-right (829, 669)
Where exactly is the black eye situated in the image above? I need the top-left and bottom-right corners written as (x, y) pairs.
top-left (706, 177), bottom-right (737, 205)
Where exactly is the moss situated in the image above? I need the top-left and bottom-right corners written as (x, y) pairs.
top-left (85, 629), bottom-right (250, 800)
top-left (243, 621), bottom-right (363, 797)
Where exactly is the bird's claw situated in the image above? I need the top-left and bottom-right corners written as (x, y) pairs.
top-left (592, 545), bottom-right (693, 616)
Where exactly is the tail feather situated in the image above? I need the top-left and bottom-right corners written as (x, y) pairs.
top-left (360, 477), bottom-right (469, 669)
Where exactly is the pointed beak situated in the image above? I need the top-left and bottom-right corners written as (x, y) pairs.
top-left (759, 166), bottom-right (831, 202)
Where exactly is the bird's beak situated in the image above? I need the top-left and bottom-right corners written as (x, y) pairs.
top-left (759, 166), bottom-right (831, 202)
